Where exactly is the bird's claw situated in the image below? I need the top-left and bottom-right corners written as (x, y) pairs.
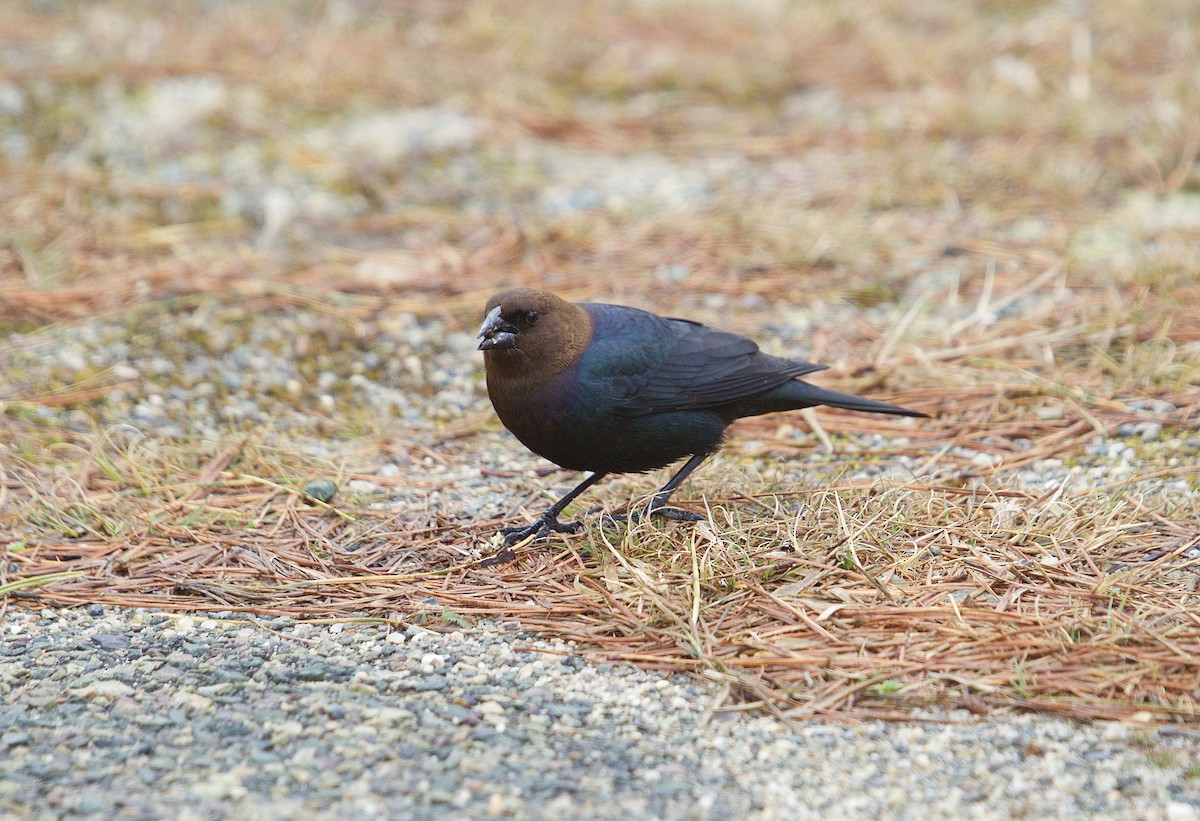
top-left (601, 505), bottom-right (705, 528)
top-left (653, 506), bottom-right (705, 522)
top-left (499, 516), bottom-right (582, 546)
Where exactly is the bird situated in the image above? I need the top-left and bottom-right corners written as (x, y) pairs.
top-left (477, 288), bottom-right (926, 546)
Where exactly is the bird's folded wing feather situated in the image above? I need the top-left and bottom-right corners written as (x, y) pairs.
top-left (607, 317), bottom-right (826, 416)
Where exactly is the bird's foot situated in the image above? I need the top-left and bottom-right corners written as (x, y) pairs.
top-left (652, 506), bottom-right (705, 522)
top-left (499, 515), bottom-right (582, 546)
top-left (601, 505), bottom-right (705, 528)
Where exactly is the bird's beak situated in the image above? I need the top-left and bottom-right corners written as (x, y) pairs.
top-left (477, 305), bottom-right (518, 351)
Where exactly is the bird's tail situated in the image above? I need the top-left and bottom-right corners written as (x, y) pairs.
top-left (782, 380), bottom-right (927, 418)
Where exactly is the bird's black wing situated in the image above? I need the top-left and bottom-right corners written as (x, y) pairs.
top-left (605, 314), bottom-right (826, 417)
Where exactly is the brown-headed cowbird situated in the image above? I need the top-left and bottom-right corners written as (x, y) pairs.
top-left (478, 288), bottom-right (926, 545)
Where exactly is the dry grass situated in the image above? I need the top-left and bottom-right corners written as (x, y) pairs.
top-left (3, 0), bottom-right (1200, 722)
top-left (4, 367), bottom-right (1198, 722)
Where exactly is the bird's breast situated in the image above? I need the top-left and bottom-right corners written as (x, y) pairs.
top-left (486, 367), bottom-right (593, 469)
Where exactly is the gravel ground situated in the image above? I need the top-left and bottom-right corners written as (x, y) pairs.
top-left (2, 607), bottom-right (1200, 821)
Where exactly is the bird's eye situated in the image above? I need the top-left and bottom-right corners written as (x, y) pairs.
top-left (525, 310), bottom-right (540, 326)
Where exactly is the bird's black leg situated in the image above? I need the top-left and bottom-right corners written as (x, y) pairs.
top-left (499, 472), bottom-right (608, 546)
top-left (641, 451), bottom-right (711, 522)
top-left (602, 453), bottom-right (713, 528)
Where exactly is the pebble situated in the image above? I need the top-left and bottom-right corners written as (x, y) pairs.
top-left (1170, 803), bottom-right (1200, 821)
top-left (301, 479), bottom-right (339, 505)
top-left (91, 633), bottom-right (131, 651)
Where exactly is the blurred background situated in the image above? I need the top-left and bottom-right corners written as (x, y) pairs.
top-left (3, 0), bottom-right (1197, 333)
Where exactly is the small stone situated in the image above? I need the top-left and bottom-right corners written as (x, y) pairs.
top-left (300, 479), bottom-right (338, 504)
top-left (346, 479), bottom-right (382, 495)
top-left (1134, 421), bottom-right (1162, 441)
top-left (269, 720), bottom-right (305, 746)
top-left (175, 692), bottom-right (213, 711)
top-left (1, 731), bottom-right (31, 749)
top-left (652, 264), bottom-right (691, 283)
top-left (404, 675), bottom-right (448, 692)
top-left (1100, 722), bottom-right (1129, 741)
top-left (1168, 803), bottom-right (1199, 821)
top-left (296, 664), bottom-right (330, 681)
top-left (91, 633), bottom-right (131, 652)
top-left (70, 679), bottom-right (134, 699)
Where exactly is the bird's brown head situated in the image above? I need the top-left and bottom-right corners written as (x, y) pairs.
top-left (477, 288), bottom-right (592, 378)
